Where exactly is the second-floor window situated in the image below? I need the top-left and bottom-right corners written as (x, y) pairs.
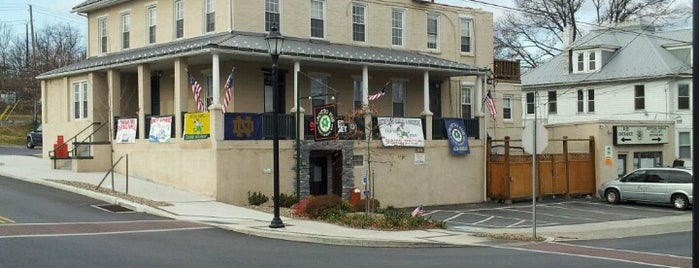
top-left (147, 6), bottom-right (157, 44)
top-left (205, 0), bottom-right (215, 32)
top-left (678, 84), bottom-right (690, 110)
top-left (392, 81), bottom-right (405, 117)
top-left (577, 53), bottom-right (584, 71)
top-left (72, 81), bottom-right (88, 119)
top-left (461, 85), bottom-right (472, 119)
top-left (577, 90), bottom-right (584, 113)
top-left (588, 89), bottom-right (595, 112)
top-left (98, 17), bottom-right (107, 54)
top-left (391, 9), bottom-right (404, 46)
top-left (635, 85), bottom-right (645, 110)
top-left (526, 92), bottom-right (535, 114)
top-left (265, 0), bottom-right (280, 32)
top-left (548, 90), bottom-right (557, 114)
top-left (503, 95), bottom-right (513, 120)
top-left (174, 0), bottom-right (184, 38)
top-left (352, 4), bottom-right (365, 42)
top-left (310, 0), bottom-right (324, 38)
top-left (578, 89), bottom-right (595, 113)
top-left (121, 13), bottom-right (130, 49)
top-left (589, 52), bottom-right (596, 70)
top-left (427, 13), bottom-right (439, 50)
top-left (460, 17), bottom-right (472, 53)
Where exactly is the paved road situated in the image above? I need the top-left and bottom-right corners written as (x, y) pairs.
top-left (424, 198), bottom-right (689, 230)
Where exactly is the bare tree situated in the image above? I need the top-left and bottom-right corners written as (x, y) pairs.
top-left (495, 0), bottom-right (691, 70)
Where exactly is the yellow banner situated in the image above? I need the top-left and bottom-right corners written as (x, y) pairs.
top-left (184, 112), bottom-right (210, 140)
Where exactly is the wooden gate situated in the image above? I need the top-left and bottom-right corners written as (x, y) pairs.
top-left (487, 136), bottom-right (596, 202)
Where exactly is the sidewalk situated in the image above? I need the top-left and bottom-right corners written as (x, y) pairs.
top-left (0, 154), bottom-right (691, 247)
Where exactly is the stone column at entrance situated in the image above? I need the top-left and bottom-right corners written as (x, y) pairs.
top-left (421, 70), bottom-right (433, 140)
top-left (137, 64), bottom-right (152, 140)
top-left (174, 58), bottom-right (188, 139)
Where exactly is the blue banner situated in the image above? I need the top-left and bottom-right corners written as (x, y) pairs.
top-left (444, 118), bottom-right (470, 155)
top-left (224, 113), bottom-right (262, 140)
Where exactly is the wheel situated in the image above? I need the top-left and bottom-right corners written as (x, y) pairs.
top-left (605, 189), bottom-right (620, 204)
top-left (26, 138), bottom-right (35, 149)
top-left (671, 194), bottom-right (689, 210)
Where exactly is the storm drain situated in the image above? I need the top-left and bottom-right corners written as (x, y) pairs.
top-left (92, 204), bottom-right (134, 213)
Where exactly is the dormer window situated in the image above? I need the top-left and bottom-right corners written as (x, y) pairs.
top-left (573, 49), bottom-right (599, 73)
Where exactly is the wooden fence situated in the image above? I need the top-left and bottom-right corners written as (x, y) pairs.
top-left (487, 136), bottom-right (596, 202)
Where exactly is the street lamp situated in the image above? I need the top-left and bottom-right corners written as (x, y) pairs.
top-left (266, 24), bottom-right (285, 229)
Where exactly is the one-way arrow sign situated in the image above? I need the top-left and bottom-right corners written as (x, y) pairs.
top-left (613, 126), bottom-right (668, 145)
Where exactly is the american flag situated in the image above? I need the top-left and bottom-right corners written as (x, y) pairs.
top-left (222, 71), bottom-right (234, 114)
top-left (188, 74), bottom-right (205, 111)
top-left (368, 81), bottom-right (391, 101)
top-left (484, 90), bottom-right (497, 120)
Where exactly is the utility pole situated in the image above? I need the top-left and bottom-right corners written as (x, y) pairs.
top-left (29, 4), bottom-right (36, 66)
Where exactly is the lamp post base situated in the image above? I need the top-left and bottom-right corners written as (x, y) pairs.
top-left (269, 217), bottom-right (285, 228)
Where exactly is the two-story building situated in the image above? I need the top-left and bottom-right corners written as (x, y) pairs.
top-left (522, 23), bottom-right (692, 189)
top-left (37, 0), bottom-right (497, 208)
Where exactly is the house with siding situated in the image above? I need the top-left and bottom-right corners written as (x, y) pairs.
top-left (37, 0), bottom-right (501, 208)
top-left (522, 23), bottom-right (692, 189)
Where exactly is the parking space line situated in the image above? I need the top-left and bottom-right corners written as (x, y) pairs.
top-left (472, 216), bottom-right (494, 225)
top-left (0, 215), bottom-right (15, 223)
top-left (506, 219), bottom-right (526, 228)
top-left (443, 213), bottom-right (464, 222)
top-left (500, 207), bottom-right (599, 222)
top-left (422, 210), bottom-right (440, 216)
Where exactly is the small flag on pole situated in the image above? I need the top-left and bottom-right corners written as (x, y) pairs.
top-left (484, 90), bottom-right (497, 120)
top-left (222, 70), bottom-right (234, 114)
top-left (411, 205), bottom-right (423, 217)
top-left (368, 81), bottom-right (391, 101)
top-left (188, 74), bottom-right (205, 111)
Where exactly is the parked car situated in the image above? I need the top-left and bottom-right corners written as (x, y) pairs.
top-left (26, 125), bottom-right (42, 149)
top-left (599, 167), bottom-right (693, 210)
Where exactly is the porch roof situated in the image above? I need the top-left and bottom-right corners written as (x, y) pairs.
top-left (37, 31), bottom-right (486, 80)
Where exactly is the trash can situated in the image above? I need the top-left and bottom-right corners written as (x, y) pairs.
top-left (53, 135), bottom-right (68, 158)
top-left (349, 187), bottom-right (361, 207)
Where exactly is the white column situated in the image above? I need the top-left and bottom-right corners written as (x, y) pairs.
top-left (212, 53), bottom-right (221, 106)
top-left (476, 75), bottom-right (484, 117)
top-left (362, 66), bottom-right (369, 107)
top-left (421, 70), bottom-right (432, 115)
top-left (291, 61), bottom-right (301, 112)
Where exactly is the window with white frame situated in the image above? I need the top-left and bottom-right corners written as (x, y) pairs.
top-left (310, 0), bottom-right (324, 38)
top-left (526, 92), bottom-right (534, 114)
top-left (310, 76), bottom-right (327, 109)
top-left (588, 52), bottom-right (596, 70)
top-left (265, 0), bottom-right (280, 32)
top-left (679, 131), bottom-right (691, 159)
top-left (576, 52), bottom-right (584, 72)
top-left (147, 6), bottom-right (157, 44)
top-left (392, 81), bottom-right (405, 117)
top-left (503, 94), bottom-right (513, 120)
top-left (391, 8), bottom-right (404, 46)
top-left (121, 13), bottom-right (130, 49)
top-left (174, 0), bottom-right (184, 38)
top-left (548, 90), bottom-right (557, 114)
top-left (587, 89), bottom-right (595, 112)
top-left (353, 79), bottom-right (362, 110)
top-left (72, 81), bottom-right (88, 119)
top-left (205, 0), bottom-right (215, 32)
top-left (678, 84), bottom-right (690, 110)
top-left (576, 89), bottom-right (594, 113)
top-left (460, 85), bottom-right (472, 119)
top-left (574, 50), bottom-right (600, 73)
top-left (204, 74), bottom-right (213, 108)
top-left (635, 85), bottom-right (645, 110)
top-left (577, 89), bottom-right (584, 113)
top-left (352, 4), bottom-right (365, 42)
top-left (98, 17), bottom-right (108, 54)
top-left (427, 13), bottom-right (439, 50)
top-left (459, 16), bottom-right (472, 53)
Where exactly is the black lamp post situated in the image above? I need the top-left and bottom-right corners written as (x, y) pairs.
top-left (266, 24), bottom-right (285, 229)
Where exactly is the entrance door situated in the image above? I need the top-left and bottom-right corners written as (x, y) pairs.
top-left (309, 155), bottom-right (328, 195)
top-left (429, 81), bottom-right (442, 117)
top-left (151, 75), bottom-right (160, 115)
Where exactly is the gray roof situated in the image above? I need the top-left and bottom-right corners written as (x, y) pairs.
top-left (38, 31), bottom-right (485, 79)
top-left (522, 27), bottom-right (692, 89)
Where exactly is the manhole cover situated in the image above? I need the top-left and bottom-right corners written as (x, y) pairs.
top-left (93, 204), bottom-right (134, 213)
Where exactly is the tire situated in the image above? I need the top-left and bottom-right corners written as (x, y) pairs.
top-left (26, 137), bottom-right (35, 149)
top-left (605, 189), bottom-right (620, 204)
top-left (671, 194), bottom-right (689, 210)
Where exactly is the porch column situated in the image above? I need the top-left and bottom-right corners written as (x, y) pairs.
top-left (210, 53), bottom-right (223, 141)
top-left (362, 65), bottom-right (372, 139)
top-left (174, 58), bottom-right (188, 139)
top-left (137, 64), bottom-right (151, 140)
top-left (421, 70), bottom-right (433, 140)
top-left (107, 69), bottom-right (121, 141)
top-left (40, 80), bottom-right (46, 123)
top-left (476, 75), bottom-right (484, 117)
top-left (291, 61), bottom-right (304, 140)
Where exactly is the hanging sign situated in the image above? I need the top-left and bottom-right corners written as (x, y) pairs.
top-left (444, 118), bottom-right (470, 155)
top-left (148, 116), bottom-right (172, 143)
top-left (313, 104), bottom-right (337, 141)
top-left (116, 118), bottom-right (137, 143)
top-left (183, 112), bottom-right (210, 140)
top-left (377, 117), bottom-right (425, 147)
top-left (224, 113), bottom-right (262, 140)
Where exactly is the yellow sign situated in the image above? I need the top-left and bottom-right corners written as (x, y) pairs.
top-left (184, 112), bottom-right (210, 140)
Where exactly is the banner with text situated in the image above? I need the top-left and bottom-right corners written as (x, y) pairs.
top-left (377, 117), bottom-right (425, 147)
top-left (183, 112), bottom-right (210, 140)
top-left (224, 113), bottom-right (262, 140)
top-left (116, 118), bottom-right (137, 143)
top-left (444, 118), bottom-right (470, 155)
top-left (149, 116), bottom-right (173, 143)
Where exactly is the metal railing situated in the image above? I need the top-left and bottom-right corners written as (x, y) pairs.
top-left (49, 122), bottom-right (104, 168)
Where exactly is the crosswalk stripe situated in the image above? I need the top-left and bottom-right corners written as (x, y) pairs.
top-left (0, 215), bottom-right (15, 223)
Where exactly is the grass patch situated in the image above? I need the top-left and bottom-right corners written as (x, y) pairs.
top-left (0, 122), bottom-right (36, 146)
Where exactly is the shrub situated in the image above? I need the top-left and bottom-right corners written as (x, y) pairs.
top-left (354, 198), bottom-right (381, 212)
top-left (278, 193), bottom-right (299, 208)
top-left (304, 194), bottom-right (343, 218)
top-left (292, 196), bottom-right (313, 216)
top-left (247, 191), bottom-right (269, 206)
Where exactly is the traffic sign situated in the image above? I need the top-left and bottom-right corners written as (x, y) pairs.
top-left (522, 120), bottom-right (548, 154)
top-left (613, 126), bottom-right (668, 145)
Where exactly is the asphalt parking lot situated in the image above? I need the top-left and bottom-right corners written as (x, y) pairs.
top-left (423, 197), bottom-right (690, 230)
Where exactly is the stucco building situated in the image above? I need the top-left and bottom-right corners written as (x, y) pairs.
top-left (37, 0), bottom-right (498, 208)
